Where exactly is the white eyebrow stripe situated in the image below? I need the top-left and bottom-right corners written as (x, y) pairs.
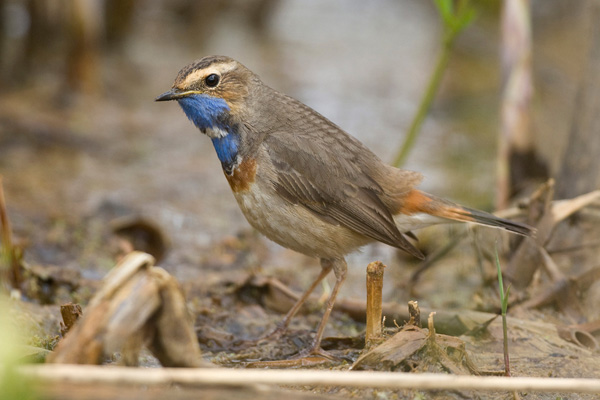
top-left (216, 62), bottom-right (237, 74)
top-left (181, 62), bottom-right (237, 88)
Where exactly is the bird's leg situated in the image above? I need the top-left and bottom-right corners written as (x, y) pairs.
top-left (262, 259), bottom-right (333, 340)
top-left (302, 257), bottom-right (347, 358)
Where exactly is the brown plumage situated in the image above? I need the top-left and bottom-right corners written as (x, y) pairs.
top-left (156, 55), bottom-right (534, 359)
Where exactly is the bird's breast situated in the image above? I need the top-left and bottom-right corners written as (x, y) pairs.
top-left (226, 160), bottom-right (373, 258)
top-left (225, 157), bottom-right (257, 192)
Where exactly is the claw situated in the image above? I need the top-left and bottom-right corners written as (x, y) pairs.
top-left (293, 345), bottom-right (339, 361)
top-left (245, 345), bottom-right (338, 368)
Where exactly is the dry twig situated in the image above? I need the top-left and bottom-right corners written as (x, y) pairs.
top-left (16, 364), bottom-right (600, 394)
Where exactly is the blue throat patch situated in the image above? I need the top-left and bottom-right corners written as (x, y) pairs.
top-left (177, 94), bottom-right (230, 132)
top-left (211, 134), bottom-right (240, 173)
top-left (177, 94), bottom-right (239, 173)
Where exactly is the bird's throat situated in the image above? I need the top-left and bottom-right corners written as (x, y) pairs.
top-left (177, 94), bottom-right (240, 174)
top-left (211, 133), bottom-right (240, 175)
top-left (177, 94), bottom-right (230, 132)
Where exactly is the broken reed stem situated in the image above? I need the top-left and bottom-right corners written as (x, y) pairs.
top-left (59, 303), bottom-right (83, 336)
top-left (365, 261), bottom-right (385, 347)
top-left (427, 312), bottom-right (436, 337)
top-left (408, 300), bottom-right (420, 327)
top-left (0, 176), bottom-right (21, 290)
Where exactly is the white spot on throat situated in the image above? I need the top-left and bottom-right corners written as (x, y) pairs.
top-left (205, 127), bottom-right (229, 139)
top-left (230, 154), bottom-right (242, 174)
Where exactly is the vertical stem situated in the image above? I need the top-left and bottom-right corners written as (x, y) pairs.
top-left (495, 244), bottom-right (511, 377)
top-left (365, 261), bottom-right (385, 347)
top-left (407, 300), bottom-right (421, 327)
top-left (392, 0), bottom-right (474, 167)
top-left (392, 44), bottom-right (452, 167)
top-left (59, 303), bottom-right (83, 336)
top-left (556, 0), bottom-right (600, 198)
top-left (498, 0), bottom-right (534, 209)
top-left (0, 177), bottom-right (11, 254)
top-left (0, 177), bottom-right (20, 290)
top-left (502, 307), bottom-right (511, 377)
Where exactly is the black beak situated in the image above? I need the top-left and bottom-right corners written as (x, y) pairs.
top-left (155, 88), bottom-right (184, 102)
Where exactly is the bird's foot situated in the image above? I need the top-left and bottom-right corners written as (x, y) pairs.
top-left (292, 344), bottom-right (339, 361)
top-left (245, 345), bottom-right (338, 368)
top-left (230, 323), bottom-right (288, 350)
top-left (258, 324), bottom-right (288, 343)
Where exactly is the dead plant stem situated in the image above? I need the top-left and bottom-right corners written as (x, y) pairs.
top-left (365, 261), bottom-right (385, 346)
top-left (0, 176), bottom-right (20, 289)
top-left (16, 365), bottom-right (600, 394)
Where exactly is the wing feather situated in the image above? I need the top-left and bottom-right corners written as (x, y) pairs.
top-left (265, 130), bottom-right (423, 259)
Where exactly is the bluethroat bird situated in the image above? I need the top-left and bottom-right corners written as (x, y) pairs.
top-left (156, 55), bottom-right (533, 358)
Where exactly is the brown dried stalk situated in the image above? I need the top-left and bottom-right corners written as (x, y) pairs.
top-left (365, 261), bottom-right (385, 347)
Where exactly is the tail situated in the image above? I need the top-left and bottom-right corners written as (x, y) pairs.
top-left (395, 190), bottom-right (535, 237)
top-left (444, 202), bottom-right (534, 236)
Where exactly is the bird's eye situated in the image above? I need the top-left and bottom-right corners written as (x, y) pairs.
top-left (205, 74), bottom-right (220, 87)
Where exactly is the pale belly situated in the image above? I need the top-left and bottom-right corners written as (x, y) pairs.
top-left (231, 180), bottom-right (373, 260)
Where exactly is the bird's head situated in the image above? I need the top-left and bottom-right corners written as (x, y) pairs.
top-left (155, 55), bottom-right (253, 135)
